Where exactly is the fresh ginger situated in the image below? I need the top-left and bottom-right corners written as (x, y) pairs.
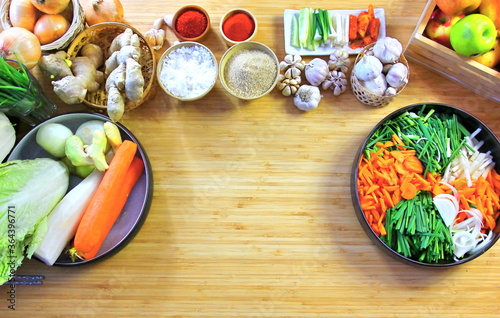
top-left (109, 28), bottom-right (134, 53)
top-left (106, 86), bottom-right (125, 122)
top-left (38, 51), bottom-right (72, 80)
top-left (43, 43), bottom-right (105, 104)
top-left (125, 58), bottom-right (144, 104)
top-left (105, 45), bottom-right (141, 75)
top-left (103, 28), bottom-right (146, 121)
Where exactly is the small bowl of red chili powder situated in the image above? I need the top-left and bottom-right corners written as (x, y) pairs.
top-left (172, 5), bottom-right (210, 41)
top-left (220, 8), bottom-right (257, 46)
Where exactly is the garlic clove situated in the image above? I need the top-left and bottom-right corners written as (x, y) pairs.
top-left (282, 85), bottom-right (292, 97)
top-left (280, 61), bottom-right (289, 71)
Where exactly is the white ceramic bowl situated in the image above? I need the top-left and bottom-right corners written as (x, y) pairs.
top-left (157, 42), bottom-right (218, 101)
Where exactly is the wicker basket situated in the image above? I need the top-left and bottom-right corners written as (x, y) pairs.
top-left (350, 43), bottom-right (410, 107)
top-left (66, 22), bottom-right (156, 112)
top-left (0, 0), bottom-right (85, 52)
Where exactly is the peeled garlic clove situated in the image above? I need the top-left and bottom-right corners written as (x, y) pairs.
top-left (282, 85), bottom-right (292, 97)
top-left (164, 14), bottom-right (174, 28)
top-left (277, 82), bottom-right (287, 91)
top-left (290, 86), bottom-right (298, 95)
top-left (284, 54), bottom-right (294, 64)
top-left (280, 61), bottom-right (289, 71)
top-left (290, 67), bottom-right (301, 78)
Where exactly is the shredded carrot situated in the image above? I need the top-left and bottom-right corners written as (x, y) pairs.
top-left (358, 139), bottom-right (500, 236)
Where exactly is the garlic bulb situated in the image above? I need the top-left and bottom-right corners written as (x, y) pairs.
top-left (353, 55), bottom-right (383, 81)
top-left (328, 49), bottom-right (350, 73)
top-left (385, 62), bottom-right (409, 88)
top-left (305, 58), bottom-right (329, 86)
top-left (276, 74), bottom-right (301, 97)
top-left (144, 28), bottom-right (166, 50)
top-left (294, 85), bottom-right (321, 111)
top-left (372, 37), bottom-right (403, 64)
top-left (362, 73), bottom-right (387, 96)
top-left (322, 70), bottom-right (348, 96)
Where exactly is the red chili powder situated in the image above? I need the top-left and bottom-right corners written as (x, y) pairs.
top-left (175, 9), bottom-right (208, 38)
top-left (222, 12), bottom-right (255, 42)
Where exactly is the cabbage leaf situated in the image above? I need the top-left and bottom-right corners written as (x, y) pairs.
top-left (0, 158), bottom-right (69, 284)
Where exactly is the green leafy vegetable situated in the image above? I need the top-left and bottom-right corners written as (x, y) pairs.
top-left (364, 107), bottom-right (470, 175)
top-left (0, 158), bottom-right (69, 284)
top-left (382, 191), bottom-right (455, 263)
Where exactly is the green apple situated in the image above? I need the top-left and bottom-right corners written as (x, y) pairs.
top-left (450, 14), bottom-right (497, 57)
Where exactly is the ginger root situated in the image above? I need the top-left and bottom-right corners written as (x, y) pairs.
top-left (106, 86), bottom-right (125, 123)
top-left (125, 58), bottom-right (144, 104)
top-left (38, 51), bottom-right (72, 80)
top-left (103, 28), bottom-right (146, 122)
top-left (43, 43), bottom-right (105, 104)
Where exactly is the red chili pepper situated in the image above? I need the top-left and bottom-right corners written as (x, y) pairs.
top-left (222, 12), bottom-right (255, 42)
top-left (175, 9), bottom-right (207, 38)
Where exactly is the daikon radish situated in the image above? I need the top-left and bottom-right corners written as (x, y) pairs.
top-left (34, 169), bottom-right (104, 265)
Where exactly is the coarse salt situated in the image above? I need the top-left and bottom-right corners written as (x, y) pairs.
top-left (160, 45), bottom-right (216, 99)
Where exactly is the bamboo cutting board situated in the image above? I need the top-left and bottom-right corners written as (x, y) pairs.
top-left (2, 0), bottom-right (500, 317)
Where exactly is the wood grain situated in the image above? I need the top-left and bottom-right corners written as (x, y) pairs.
top-left (2, 0), bottom-right (500, 317)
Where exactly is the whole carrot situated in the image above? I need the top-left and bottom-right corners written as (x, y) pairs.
top-left (70, 140), bottom-right (140, 261)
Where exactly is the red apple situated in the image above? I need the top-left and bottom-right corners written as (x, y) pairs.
top-left (480, 0), bottom-right (500, 29)
top-left (425, 8), bottom-right (464, 49)
top-left (436, 0), bottom-right (482, 16)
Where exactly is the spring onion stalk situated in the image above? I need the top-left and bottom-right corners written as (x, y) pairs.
top-left (0, 58), bottom-right (56, 125)
top-left (0, 58), bottom-right (32, 111)
top-left (292, 8), bottom-right (346, 50)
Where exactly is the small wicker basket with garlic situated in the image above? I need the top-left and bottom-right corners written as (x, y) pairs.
top-left (350, 37), bottom-right (410, 107)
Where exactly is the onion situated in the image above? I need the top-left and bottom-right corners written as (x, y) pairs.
top-left (30, 0), bottom-right (69, 14)
top-left (0, 27), bottom-right (41, 69)
top-left (81, 0), bottom-right (124, 26)
top-left (9, 0), bottom-right (39, 32)
top-left (33, 14), bottom-right (70, 45)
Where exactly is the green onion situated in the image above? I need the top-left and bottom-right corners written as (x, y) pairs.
top-left (382, 192), bottom-right (455, 263)
top-left (0, 58), bottom-right (56, 125)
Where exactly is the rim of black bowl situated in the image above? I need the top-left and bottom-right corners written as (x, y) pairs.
top-left (9, 112), bottom-right (154, 266)
top-left (351, 103), bottom-right (500, 267)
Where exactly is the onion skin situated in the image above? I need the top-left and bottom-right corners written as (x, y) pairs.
top-left (81, 0), bottom-right (124, 26)
top-left (30, 0), bottom-right (70, 14)
top-left (9, 0), bottom-right (39, 32)
top-left (33, 14), bottom-right (70, 45)
top-left (0, 27), bottom-right (41, 69)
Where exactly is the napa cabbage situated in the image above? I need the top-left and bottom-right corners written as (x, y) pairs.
top-left (0, 158), bottom-right (69, 284)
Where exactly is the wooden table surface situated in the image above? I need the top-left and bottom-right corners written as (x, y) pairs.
top-left (2, 0), bottom-right (500, 316)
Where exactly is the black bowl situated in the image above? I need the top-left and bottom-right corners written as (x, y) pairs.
top-left (352, 103), bottom-right (500, 267)
top-left (8, 112), bottom-right (153, 266)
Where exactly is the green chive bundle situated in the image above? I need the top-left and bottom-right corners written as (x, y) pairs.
top-left (382, 191), bottom-right (455, 263)
top-left (0, 58), bottom-right (56, 125)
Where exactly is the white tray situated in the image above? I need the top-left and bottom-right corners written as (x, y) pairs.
top-left (283, 8), bottom-right (386, 56)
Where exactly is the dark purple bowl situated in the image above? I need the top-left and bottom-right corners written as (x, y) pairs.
top-left (8, 112), bottom-right (153, 266)
top-left (351, 103), bottom-right (500, 267)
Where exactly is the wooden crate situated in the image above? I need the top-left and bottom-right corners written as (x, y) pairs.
top-left (405, 0), bottom-right (500, 103)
